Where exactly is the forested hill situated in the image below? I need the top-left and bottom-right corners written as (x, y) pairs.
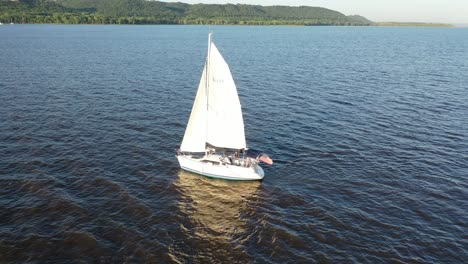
top-left (0, 0), bottom-right (374, 25)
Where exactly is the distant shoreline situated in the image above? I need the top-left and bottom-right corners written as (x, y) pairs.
top-left (1, 22), bottom-right (455, 27)
top-left (376, 22), bottom-right (453, 27)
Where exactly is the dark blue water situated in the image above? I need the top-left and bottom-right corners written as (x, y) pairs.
top-left (1, 25), bottom-right (467, 263)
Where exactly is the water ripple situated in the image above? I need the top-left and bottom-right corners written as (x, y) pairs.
top-left (1, 25), bottom-right (467, 263)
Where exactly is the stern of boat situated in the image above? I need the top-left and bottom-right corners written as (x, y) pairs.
top-left (254, 164), bottom-right (265, 179)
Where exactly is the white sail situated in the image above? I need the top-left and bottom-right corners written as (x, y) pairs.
top-left (180, 66), bottom-right (208, 152)
top-left (206, 42), bottom-right (246, 150)
top-left (181, 35), bottom-right (246, 152)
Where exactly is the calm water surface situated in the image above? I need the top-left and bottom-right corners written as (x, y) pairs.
top-left (0, 25), bottom-right (467, 263)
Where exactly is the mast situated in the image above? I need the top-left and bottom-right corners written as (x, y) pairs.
top-left (205, 32), bottom-right (212, 150)
top-left (206, 32), bottom-right (211, 108)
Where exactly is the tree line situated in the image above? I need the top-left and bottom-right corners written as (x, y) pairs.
top-left (0, 0), bottom-right (374, 26)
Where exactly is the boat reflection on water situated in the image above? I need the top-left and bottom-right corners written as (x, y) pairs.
top-left (171, 170), bottom-right (262, 262)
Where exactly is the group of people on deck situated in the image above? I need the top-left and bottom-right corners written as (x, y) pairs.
top-left (220, 150), bottom-right (253, 167)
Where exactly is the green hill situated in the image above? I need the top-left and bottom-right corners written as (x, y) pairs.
top-left (0, 0), bottom-right (373, 25)
top-left (347, 15), bottom-right (373, 24)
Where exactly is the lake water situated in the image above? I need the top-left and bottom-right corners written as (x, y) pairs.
top-left (0, 25), bottom-right (467, 263)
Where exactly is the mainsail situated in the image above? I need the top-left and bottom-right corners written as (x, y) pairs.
top-left (180, 34), bottom-right (246, 152)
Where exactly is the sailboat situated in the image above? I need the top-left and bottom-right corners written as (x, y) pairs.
top-left (176, 33), bottom-right (272, 181)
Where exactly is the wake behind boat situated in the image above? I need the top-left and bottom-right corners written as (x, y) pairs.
top-left (176, 33), bottom-right (272, 181)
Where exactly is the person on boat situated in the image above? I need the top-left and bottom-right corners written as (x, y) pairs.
top-left (227, 156), bottom-right (233, 165)
top-left (245, 157), bottom-right (251, 167)
top-left (235, 151), bottom-right (243, 166)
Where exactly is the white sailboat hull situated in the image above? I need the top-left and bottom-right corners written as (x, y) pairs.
top-left (177, 155), bottom-right (264, 181)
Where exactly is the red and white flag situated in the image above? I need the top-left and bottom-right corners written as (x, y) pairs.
top-left (259, 154), bottom-right (273, 165)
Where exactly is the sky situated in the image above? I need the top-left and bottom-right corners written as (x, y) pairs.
top-left (159, 0), bottom-right (468, 23)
